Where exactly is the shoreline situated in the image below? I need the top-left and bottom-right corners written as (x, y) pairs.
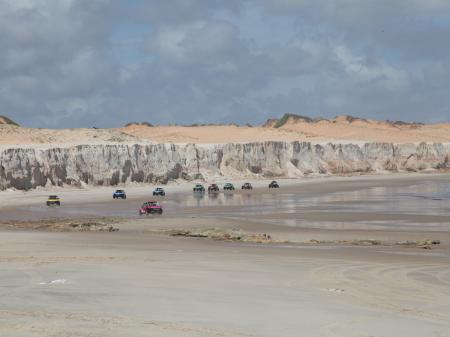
top-left (0, 171), bottom-right (448, 209)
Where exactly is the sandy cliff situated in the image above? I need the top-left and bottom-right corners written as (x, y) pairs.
top-left (0, 142), bottom-right (448, 190)
top-left (1, 114), bottom-right (449, 190)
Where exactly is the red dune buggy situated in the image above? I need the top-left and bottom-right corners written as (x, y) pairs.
top-left (139, 201), bottom-right (163, 215)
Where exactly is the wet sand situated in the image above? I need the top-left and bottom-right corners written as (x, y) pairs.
top-left (1, 173), bottom-right (450, 336)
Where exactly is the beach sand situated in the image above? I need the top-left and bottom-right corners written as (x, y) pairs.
top-left (0, 174), bottom-right (449, 336)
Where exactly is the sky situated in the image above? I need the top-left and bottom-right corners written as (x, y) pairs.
top-left (1, 0), bottom-right (450, 128)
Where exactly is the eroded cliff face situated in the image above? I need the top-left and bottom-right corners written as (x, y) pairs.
top-left (0, 142), bottom-right (449, 190)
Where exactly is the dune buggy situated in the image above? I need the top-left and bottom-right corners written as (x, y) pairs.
top-left (241, 182), bottom-right (253, 190)
top-left (193, 184), bottom-right (205, 193)
top-left (268, 181), bottom-right (279, 188)
top-left (223, 183), bottom-right (235, 191)
top-left (46, 195), bottom-right (61, 206)
top-left (153, 187), bottom-right (166, 196)
top-left (113, 189), bottom-right (127, 199)
top-left (139, 201), bottom-right (163, 215)
top-left (208, 184), bottom-right (219, 193)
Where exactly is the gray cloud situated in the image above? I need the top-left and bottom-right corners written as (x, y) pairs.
top-left (0, 0), bottom-right (449, 127)
top-left (0, 0), bottom-right (120, 127)
top-left (134, 0), bottom-right (242, 24)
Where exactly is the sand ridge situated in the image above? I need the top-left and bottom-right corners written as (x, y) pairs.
top-left (273, 114), bottom-right (450, 143)
top-left (1, 114), bottom-right (449, 147)
top-left (0, 124), bottom-right (144, 148)
top-left (118, 114), bottom-right (450, 144)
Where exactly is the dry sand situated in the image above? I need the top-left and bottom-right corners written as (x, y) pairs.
top-left (1, 114), bottom-right (450, 147)
top-left (1, 229), bottom-right (449, 337)
top-left (0, 124), bottom-right (143, 149)
top-left (119, 124), bottom-right (310, 144)
top-left (1, 174), bottom-right (449, 336)
top-left (119, 115), bottom-right (450, 144)
top-left (276, 115), bottom-right (450, 143)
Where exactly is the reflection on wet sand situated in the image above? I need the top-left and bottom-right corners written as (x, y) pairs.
top-left (0, 176), bottom-right (449, 231)
top-left (168, 178), bottom-right (450, 231)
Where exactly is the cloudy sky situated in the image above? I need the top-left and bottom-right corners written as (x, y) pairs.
top-left (1, 0), bottom-right (450, 128)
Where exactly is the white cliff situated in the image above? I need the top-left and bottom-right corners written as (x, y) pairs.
top-left (0, 141), bottom-right (449, 190)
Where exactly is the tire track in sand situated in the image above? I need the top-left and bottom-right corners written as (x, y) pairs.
top-left (308, 259), bottom-right (450, 324)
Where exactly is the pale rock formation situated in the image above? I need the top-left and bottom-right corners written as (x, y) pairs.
top-left (0, 142), bottom-right (448, 190)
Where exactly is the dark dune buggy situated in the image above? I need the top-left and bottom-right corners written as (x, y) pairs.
top-left (268, 181), bottom-right (279, 188)
top-left (223, 183), bottom-right (235, 191)
top-left (208, 184), bottom-right (219, 193)
top-left (193, 184), bottom-right (205, 193)
top-left (241, 182), bottom-right (253, 190)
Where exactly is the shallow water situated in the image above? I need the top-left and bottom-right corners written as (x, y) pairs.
top-left (2, 176), bottom-right (450, 231)
top-left (169, 178), bottom-right (450, 231)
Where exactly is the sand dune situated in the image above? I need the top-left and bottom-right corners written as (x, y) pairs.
top-left (0, 124), bottom-right (141, 148)
top-left (0, 114), bottom-right (449, 146)
top-left (119, 124), bottom-right (308, 144)
top-left (272, 114), bottom-right (450, 143)
top-left (120, 114), bottom-right (450, 144)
